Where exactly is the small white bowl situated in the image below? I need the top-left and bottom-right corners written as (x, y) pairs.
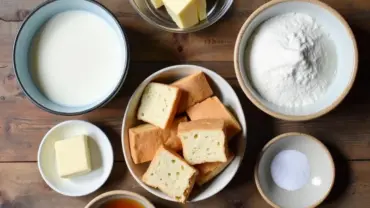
top-left (85, 190), bottom-right (155, 208)
top-left (234, 0), bottom-right (358, 121)
top-left (121, 64), bottom-right (247, 202)
top-left (38, 120), bottom-right (114, 196)
top-left (255, 133), bottom-right (335, 208)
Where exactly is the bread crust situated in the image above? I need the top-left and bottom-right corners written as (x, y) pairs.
top-left (171, 72), bottom-right (213, 113)
top-left (177, 119), bottom-right (225, 133)
top-left (186, 96), bottom-right (242, 139)
top-left (195, 153), bottom-right (235, 186)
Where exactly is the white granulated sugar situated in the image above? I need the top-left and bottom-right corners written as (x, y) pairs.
top-left (246, 13), bottom-right (336, 108)
top-left (271, 150), bottom-right (310, 191)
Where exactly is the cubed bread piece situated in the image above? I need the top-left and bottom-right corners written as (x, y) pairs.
top-left (186, 96), bottom-right (241, 139)
top-left (142, 146), bottom-right (198, 203)
top-left (54, 135), bottom-right (92, 178)
top-left (129, 117), bottom-right (188, 164)
top-left (129, 124), bottom-right (164, 164)
top-left (171, 72), bottom-right (213, 113)
top-left (137, 83), bottom-right (182, 129)
top-left (178, 119), bottom-right (228, 165)
top-left (195, 153), bottom-right (235, 186)
top-left (164, 116), bottom-right (188, 151)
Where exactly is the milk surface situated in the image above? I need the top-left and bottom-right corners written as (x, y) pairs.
top-left (31, 10), bottom-right (125, 107)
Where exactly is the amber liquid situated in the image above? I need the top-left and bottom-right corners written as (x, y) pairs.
top-left (101, 198), bottom-right (145, 208)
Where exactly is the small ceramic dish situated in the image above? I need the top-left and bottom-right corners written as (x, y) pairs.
top-left (255, 132), bottom-right (335, 208)
top-left (129, 0), bottom-right (233, 33)
top-left (121, 64), bottom-right (247, 202)
top-left (38, 120), bottom-right (114, 197)
top-left (234, 0), bottom-right (358, 121)
top-left (13, 0), bottom-right (129, 115)
top-left (85, 190), bottom-right (155, 208)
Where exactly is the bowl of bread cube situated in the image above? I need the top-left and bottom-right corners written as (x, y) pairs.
top-left (121, 64), bottom-right (247, 203)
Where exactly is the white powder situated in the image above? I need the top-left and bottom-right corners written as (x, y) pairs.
top-left (271, 150), bottom-right (310, 191)
top-left (246, 13), bottom-right (336, 108)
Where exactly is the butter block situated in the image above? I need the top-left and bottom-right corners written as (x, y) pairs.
top-left (151, 0), bottom-right (163, 9)
top-left (55, 135), bottom-right (92, 178)
top-left (196, 0), bottom-right (207, 21)
top-left (163, 0), bottom-right (199, 29)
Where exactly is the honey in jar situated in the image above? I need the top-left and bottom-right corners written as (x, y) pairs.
top-left (101, 198), bottom-right (145, 208)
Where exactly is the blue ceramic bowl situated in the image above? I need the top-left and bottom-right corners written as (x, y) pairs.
top-left (13, 0), bottom-right (129, 115)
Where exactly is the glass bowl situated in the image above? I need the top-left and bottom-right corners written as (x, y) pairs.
top-left (129, 0), bottom-right (233, 33)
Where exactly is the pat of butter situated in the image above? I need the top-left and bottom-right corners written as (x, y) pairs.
top-left (151, 0), bottom-right (163, 9)
top-left (163, 0), bottom-right (199, 29)
top-left (196, 0), bottom-right (207, 21)
top-left (55, 135), bottom-right (92, 178)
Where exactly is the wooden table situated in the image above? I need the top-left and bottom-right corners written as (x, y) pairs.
top-left (1, 0), bottom-right (370, 207)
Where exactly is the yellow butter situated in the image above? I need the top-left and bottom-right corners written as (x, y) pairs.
top-left (196, 0), bottom-right (207, 21)
top-left (55, 135), bottom-right (92, 178)
top-left (151, 0), bottom-right (163, 9)
top-left (163, 0), bottom-right (199, 29)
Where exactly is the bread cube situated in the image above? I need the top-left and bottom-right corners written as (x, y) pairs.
top-left (142, 146), bottom-right (198, 203)
top-left (137, 83), bottom-right (181, 129)
top-left (186, 96), bottom-right (241, 139)
top-left (178, 119), bottom-right (228, 165)
top-left (129, 116), bottom-right (188, 164)
top-left (171, 72), bottom-right (213, 113)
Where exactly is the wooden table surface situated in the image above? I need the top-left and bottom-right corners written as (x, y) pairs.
top-left (1, 0), bottom-right (370, 207)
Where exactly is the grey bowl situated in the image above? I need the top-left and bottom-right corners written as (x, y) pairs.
top-left (13, 0), bottom-right (130, 115)
top-left (129, 0), bottom-right (233, 33)
top-left (255, 133), bottom-right (335, 208)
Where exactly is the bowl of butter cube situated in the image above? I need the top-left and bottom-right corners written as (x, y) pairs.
top-left (129, 0), bottom-right (233, 32)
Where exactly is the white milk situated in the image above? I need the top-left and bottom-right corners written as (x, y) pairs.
top-left (30, 10), bottom-right (125, 107)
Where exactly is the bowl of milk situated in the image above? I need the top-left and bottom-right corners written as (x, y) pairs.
top-left (13, 0), bottom-right (129, 115)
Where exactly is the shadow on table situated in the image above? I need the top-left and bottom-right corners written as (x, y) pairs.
top-left (94, 122), bottom-right (124, 162)
top-left (227, 87), bottom-right (275, 189)
top-left (319, 138), bottom-right (352, 204)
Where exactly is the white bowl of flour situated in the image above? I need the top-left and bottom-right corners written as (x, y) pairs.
top-left (234, 0), bottom-right (358, 120)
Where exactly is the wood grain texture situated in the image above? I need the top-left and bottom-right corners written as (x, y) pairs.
top-left (1, 0), bottom-right (370, 62)
top-left (0, 161), bottom-right (369, 208)
top-left (1, 0), bottom-right (370, 207)
top-left (2, 61), bottom-right (370, 161)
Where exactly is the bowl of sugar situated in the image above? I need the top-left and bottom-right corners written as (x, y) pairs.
top-left (234, 0), bottom-right (358, 121)
top-left (13, 0), bottom-right (129, 115)
top-left (255, 132), bottom-right (335, 208)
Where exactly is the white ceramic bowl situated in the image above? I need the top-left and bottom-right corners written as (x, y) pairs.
top-left (85, 190), bottom-right (155, 208)
top-left (255, 133), bottom-right (335, 208)
top-left (121, 64), bottom-right (247, 202)
top-left (38, 120), bottom-right (114, 196)
top-left (234, 0), bottom-right (358, 121)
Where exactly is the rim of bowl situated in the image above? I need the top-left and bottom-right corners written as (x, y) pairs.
top-left (128, 0), bottom-right (234, 33)
top-left (37, 120), bottom-right (114, 197)
top-left (234, 0), bottom-right (358, 121)
top-left (84, 190), bottom-right (156, 208)
top-left (121, 64), bottom-right (247, 202)
top-left (254, 132), bottom-right (336, 208)
top-left (13, 0), bottom-right (130, 116)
